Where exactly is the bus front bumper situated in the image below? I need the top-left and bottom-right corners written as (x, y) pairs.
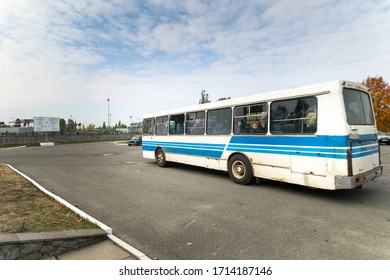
top-left (335, 166), bottom-right (383, 189)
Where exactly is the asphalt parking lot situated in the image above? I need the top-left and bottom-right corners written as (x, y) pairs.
top-left (1, 143), bottom-right (389, 260)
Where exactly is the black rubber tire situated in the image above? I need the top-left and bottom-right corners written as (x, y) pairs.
top-left (228, 154), bottom-right (254, 185)
top-left (155, 148), bottom-right (168, 167)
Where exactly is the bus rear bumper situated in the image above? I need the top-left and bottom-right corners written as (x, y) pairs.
top-left (335, 166), bottom-right (383, 189)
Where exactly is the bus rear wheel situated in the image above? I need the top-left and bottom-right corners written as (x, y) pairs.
top-left (228, 154), bottom-right (254, 185)
top-left (155, 148), bottom-right (168, 167)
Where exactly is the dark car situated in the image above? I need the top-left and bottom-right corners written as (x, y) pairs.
top-left (128, 135), bottom-right (142, 146)
top-left (378, 131), bottom-right (390, 145)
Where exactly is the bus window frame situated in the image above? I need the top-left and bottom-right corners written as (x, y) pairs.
top-left (156, 116), bottom-right (169, 135)
top-left (206, 107), bottom-right (232, 135)
top-left (233, 103), bottom-right (268, 135)
top-left (143, 118), bottom-right (155, 135)
top-left (185, 111), bottom-right (206, 135)
top-left (169, 114), bottom-right (185, 135)
top-left (270, 96), bottom-right (318, 135)
top-left (343, 89), bottom-right (375, 125)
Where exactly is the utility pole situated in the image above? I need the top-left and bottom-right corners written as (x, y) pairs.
top-left (107, 98), bottom-right (110, 128)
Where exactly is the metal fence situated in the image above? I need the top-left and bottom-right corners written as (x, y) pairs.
top-left (0, 131), bottom-right (133, 147)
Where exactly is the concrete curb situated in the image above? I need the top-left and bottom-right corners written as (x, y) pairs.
top-left (5, 164), bottom-right (151, 260)
top-left (0, 229), bottom-right (107, 260)
top-left (108, 235), bottom-right (150, 260)
top-left (0, 145), bottom-right (27, 151)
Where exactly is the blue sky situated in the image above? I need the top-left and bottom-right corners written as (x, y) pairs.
top-left (1, 0), bottom-right (389, 127)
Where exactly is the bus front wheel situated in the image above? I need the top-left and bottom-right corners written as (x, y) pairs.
top-left (155, 148), bottom-right (168, 167)
top-left (228, 154), bottom-right (254, 185)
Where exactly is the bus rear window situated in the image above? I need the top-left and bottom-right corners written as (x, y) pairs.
top-left (343, 89), bottom-right (374, 125)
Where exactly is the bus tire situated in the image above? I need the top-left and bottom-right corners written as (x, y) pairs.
top-left (228, 154), bottom-right (254, 185)
top-left (155, 148), bottom-right (168, 167)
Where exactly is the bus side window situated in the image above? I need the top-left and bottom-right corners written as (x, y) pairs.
top-left (185, 111), bottom-right (205, 135)
top-left (207, 108), bottom-right (232, 135)
top-left (156, 116), bottom-right (168, 135)
top-left (169, 114), bottom-right (184, 135)
top-left (234, 103), bottom-right (267, 134)
top-left (271, 97), bottom-right (317, 134)
top-left (143, 118), bottom-right (155, 135)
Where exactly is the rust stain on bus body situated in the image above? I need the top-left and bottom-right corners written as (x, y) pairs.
top-left (271, 177), bottom-right (286, 182)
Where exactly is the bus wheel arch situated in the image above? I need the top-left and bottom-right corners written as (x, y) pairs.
top-left (155, 147), bottom-right (168, 167)
top-left (228, 153), bottom-right (255, 185)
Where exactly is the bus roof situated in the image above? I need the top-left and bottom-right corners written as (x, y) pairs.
top-left (142, 80), bottom-right (368, 118)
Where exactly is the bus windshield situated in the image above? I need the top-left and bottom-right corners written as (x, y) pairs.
top-left (343, 89), bottom-right (374, 125)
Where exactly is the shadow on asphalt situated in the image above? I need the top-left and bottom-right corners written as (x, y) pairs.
top-left (160, 161), bottom-right (383, 205)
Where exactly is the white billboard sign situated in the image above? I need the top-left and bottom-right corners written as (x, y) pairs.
top-left (33, 117), bottom-right (60, 132)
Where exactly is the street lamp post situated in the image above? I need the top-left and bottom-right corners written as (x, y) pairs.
top-left (107, 98), bottom-right (110, 128)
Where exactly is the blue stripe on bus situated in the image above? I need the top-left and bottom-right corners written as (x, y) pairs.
top-left (147, 141), bottom-right (225, 150)
top-left (142, 141), bottom-right (225, 158)
top-left (225, 146), bottom-right (347, 159)
top-left (142, 134), bottom-right (378, 160)
top-left (228, 135), bottom-right (378, 159)
top-left (226, 143), bottom-right (347, 154)
top-left (229, 135), bottom-right (349, 146)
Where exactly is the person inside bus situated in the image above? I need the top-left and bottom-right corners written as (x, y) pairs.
top-left (250, 122), bottom-right (260, 133)
top-left (193, 119), bottom-right (204, 135)
top-left (305, 108), bottom-right (317, 130)
top-left (302, 107), bottom-right (317, 133)
top-left (346, 102), bottom-right (363, 124)
top-left (238, 119), bottom-right (249, 133)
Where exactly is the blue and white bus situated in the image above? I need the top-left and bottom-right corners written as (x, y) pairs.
top-left (142, 80), bottom-right (383, 190)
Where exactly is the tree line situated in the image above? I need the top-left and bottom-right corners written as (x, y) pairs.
top-left (59, 119), bottom-right (128, 134)
top-left (363, 76), bottom-right (390, 132)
